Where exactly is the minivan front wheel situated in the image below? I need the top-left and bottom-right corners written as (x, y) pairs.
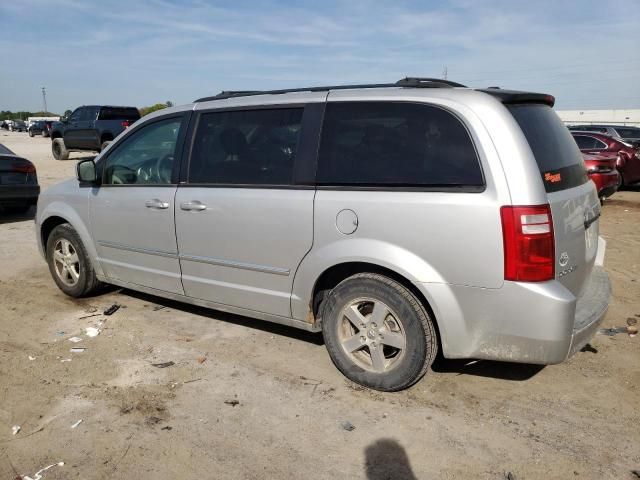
top-left (322, 273), bottom-right (437, 391)
top-left (46, 223), bottom-right (100, 297)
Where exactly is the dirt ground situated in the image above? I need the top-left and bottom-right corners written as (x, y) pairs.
top-left (0, 130), bottom-right (638, 480)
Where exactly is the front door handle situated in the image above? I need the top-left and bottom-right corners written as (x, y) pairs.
top-left (180, 201), bottom-right (207, 211)
top-left (145, 199), bottom-right (170, 209)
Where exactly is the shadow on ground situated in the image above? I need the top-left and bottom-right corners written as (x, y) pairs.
top-left (364, 438), bottom-right (417, 480)
top-left (0, 205), bottom-right (35, 224)
top-left (431, 356), bottom-right (544, 381)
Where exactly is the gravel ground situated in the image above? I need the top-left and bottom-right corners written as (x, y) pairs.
top-left (0, 130), bottom-right (638, 480)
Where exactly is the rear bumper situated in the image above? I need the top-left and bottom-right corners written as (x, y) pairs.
top-left (0, 185), bottom-right (40, 204)
top-left (589, 172), bottom-right (619, 198)
top-left (416, 266), bottom-right (611, 365)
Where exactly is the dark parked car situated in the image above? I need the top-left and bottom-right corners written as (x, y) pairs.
top-left (571, 131), bottom-right (640, 187)
top-left (0, 144), bottom-right (40, 213)
top-left (50, 105), bottom-right (141, 160)
top-left (569, 124), bottom-right (640, 146)
top-left (9, 120), bottom-right (27, 132)
top-left (581, 152), bottom-right (619, 201)
top-left (28, 120), bottom-right (46, 137)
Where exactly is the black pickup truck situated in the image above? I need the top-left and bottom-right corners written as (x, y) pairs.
top-left (50, 105), bottom-right (141, 160)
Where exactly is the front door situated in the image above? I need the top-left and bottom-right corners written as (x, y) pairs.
top-left (63, 107), bottom-right (85, 149)
top-left (175, 106), bottom-right (318, 317)
top-left (90, 113), bottom-right (189, 294)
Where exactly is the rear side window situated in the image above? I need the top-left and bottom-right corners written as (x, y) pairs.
top-left (508, 105), bottom-right (588, 193)
top-left (615, 127), bottom-right (640, 138)
top-left (189, 108), bottom-right (303, 185)
top-left (317, 102), bottom-right (483, 188)
top-left (99, 107), bottom-right (141, 121)
top-left (573, 135), bottom-right (606, 150)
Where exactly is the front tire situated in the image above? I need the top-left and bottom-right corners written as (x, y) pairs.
top-left (52, 138), bottom-right (70, 160)
top-left (46, 223), bottom-right (101, 297)
top-left (322, 273), bottom-right (437, 391)
top-left (29, 130), bottom-right (34, 137)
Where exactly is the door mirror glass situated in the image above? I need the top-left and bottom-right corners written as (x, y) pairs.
top-left (77, 159), bottom-right (97, 183)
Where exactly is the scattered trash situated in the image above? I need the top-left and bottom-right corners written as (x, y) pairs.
top-left (11, 425), bottom-right (20, 435)
top-left (55, 331), bottom-right (65, 336)
top-left (597, 326), bottom-right (637, 337)
top-left (86, 307), bottom-right (98, 313)
top-left (28, 356), bottom-right (36, 361)
top-left (161, 426), bottom-right (172, 431)
top-left (197, 356), bottom-right (207, 364)
top-left (504, 472), bottom-right (516, 480)
top-left (103, 304), bottom-right (121, 316)
top-left (628, 317), bottom-right (638, 326)
top-left (631, 470), bottom-right (640, 478)
top-left (70, 347), bottom-right (86, 353)
top-left (70, 420), bottom-right (83, 429)
top-left (151, 361), bottom-right (175, 368)
top-left (77, 313), bottom-right (101, 320)
top-left (60, 358), bottom-right (72, 363)
top-left (68, 337), bottom-right (83, 343)
top-left (85, 327), bottom-right (101, 337)
top-left (21, 461), bottom-right (64, 480)
top-left (152, 305), bottom-right (166, 311)
top-left (224, 399), bottom-right (240, 407)
top-left (341, 421), bottom-right (355, 431)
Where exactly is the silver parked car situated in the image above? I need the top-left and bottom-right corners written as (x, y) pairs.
top-left (36, 78), bottom-right (610, 391)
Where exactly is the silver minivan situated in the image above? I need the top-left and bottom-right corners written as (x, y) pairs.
top-left (36, 78), bottom-right (610, 391)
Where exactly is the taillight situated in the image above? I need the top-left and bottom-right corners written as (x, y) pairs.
top-left (500, 205), bottom-right (555, 282)
top-left (121, 120), bottom-right (130, 128)
top-left (12, 162), bottom-right (36, 174)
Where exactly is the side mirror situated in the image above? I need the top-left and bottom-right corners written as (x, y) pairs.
top-left (76, 159), bottom-right (97, 184)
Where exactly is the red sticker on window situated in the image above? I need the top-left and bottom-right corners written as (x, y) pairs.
top-left (544, 172), bottom-right (561, 183)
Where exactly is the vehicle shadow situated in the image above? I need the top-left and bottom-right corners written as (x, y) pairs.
top-left (0, 205), bottom-right (35, 224)
top-left (119, 288), bottom-right (325, 346)
top-left (364, 438), bottom-right (417, 480)
top-left (431, 356), bottom-right (544, 381)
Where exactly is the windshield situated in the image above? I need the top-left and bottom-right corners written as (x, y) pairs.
top-left (508, 104), bottom-right (588, 193)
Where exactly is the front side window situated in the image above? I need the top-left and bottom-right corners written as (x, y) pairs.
top-left (103, 117), bottom-right (183, 185)
top-left (189, 108), bottom-right (303, 185)
top-left (69, 108), bottom-right (83, 122)
top-left (317, 102), bottom-right (483, 188)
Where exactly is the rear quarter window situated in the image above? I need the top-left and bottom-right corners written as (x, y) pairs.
top-left (317, 102), bottom-right (484, 189)
top-left (99, 108), bottom-right (141, 121)
top-left (508, 104), bottom-right (588, 193)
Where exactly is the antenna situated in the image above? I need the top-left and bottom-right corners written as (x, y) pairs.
top-left (442, 66), bottom-right (448, 80)
top-left (41, 86), bottom-right (48, 114)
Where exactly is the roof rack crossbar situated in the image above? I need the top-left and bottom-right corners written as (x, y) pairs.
top-left (194, 77), bottom-right (465, 102)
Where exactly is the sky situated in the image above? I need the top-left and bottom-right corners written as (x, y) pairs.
top-left (1, 0), bottom-right (639, 113)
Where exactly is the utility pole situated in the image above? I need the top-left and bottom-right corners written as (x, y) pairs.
top-left (442, 66), bottom-right (448, 80)
top-left (41, 86), bottom-right (47, 114)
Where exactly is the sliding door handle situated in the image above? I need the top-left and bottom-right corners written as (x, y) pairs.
top-left (145, 199), bottom-right (170, 209)
top-left (180, 201), bottom-right (207, 211)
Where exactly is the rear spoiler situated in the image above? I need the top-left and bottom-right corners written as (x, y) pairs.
top-left (477, 88), bottom-right (555, 107)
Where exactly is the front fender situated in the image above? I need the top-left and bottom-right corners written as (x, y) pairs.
top-left (37, 198), bottom-right (103, 277)
top-left (290, 238), bottom-right (445, 321)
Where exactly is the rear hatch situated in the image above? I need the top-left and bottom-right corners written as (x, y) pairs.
top-left (508, 104), bottom-right (600, 297)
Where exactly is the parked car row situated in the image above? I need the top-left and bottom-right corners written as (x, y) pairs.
top-left (28, 120), bottom-right (53, 137)
top-left (568, 124), bottom-right (640, 147)
top-left (1, 120), bottom-right (27, 132)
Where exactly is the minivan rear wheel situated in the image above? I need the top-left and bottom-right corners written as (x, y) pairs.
top-left (46, 223), bottom-right (101, 297)
top-left (322, 273), bottom-right (437, 391)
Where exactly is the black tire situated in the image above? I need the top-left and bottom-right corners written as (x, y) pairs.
top-left (46, 223), bottom-right (101, 297)
top-left (100, 140), bottom-right (111, 152)
top-left (29, 130), bottom-right (34, 137)
top-left (52, 138), bottom-right (70, 160)
top-left (322, 273), bottom-right (437, 391)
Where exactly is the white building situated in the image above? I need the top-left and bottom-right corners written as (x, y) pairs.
top-left (556, 109), bottom-right (640, 127)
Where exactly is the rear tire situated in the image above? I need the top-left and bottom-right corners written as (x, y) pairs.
top-left (46, 223), bottom-right (101, 297)
top-left (52, 138), bottom-right (69, 160)
top-left (29, 130), bottom-right (34, 137)
top-left (322, 273), bottom-right (437, 391)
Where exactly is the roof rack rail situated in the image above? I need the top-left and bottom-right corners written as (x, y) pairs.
top-left (194, 77), bottom-right (465, 102)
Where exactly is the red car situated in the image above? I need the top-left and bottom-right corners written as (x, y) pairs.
top-left (581, 152), bottom-right (619, 201)
top-left (572, 131), bottom-right (640, 188)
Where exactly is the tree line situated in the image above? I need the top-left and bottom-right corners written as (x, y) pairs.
top-left (1, 101), bottom-right (174, 121)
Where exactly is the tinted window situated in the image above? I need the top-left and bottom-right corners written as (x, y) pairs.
top-left (508, 105), bottom-right (587, 192)
top-left (317, 102), bottom-right (483, 188)
top-left (615, 127), bottom-right (640, 138)
top-left (189, 108), bottom-right (303, 185)
top-left (69, 108), bottom-right (83, 122)
top-left (573, 135), bottom-right (598, 149)
top-left (103, 117), bottom-right (183, 185)
top-left (80, 107), bottom-right (98, 122)
top-left (99, 107), bottom-right (141, 121)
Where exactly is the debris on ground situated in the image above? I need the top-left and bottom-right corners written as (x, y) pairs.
top-left (55, 331), bottom-right (65, 336)
top-left (68, 337), bottom-right (83, 343)
top-left (504, 472), bottom-right (516, 480)
top-left (70, 347), bottom-right (86, 353)
top-left (627, 317), bottom-right (638, 326)
top-left (631, 471), bottom-right (640, 479)
top-left (21, 461), bottom-right (64, 480)
top-left (197, 356), bottom-right (207, 364)
top-left (152, 305), bottom-right (166, 311)
top-left (85, 327), bottom-right (101, 337)
top-left (151, 361), bottom-right (175, 368)
top-left (161, 426), bottom-right (172, 431)
top-left (28, 355), bottom-right (35, 361)
top-left (11, 425), bottom-right (20, 435)
top-left (70, 420), bottom-right (83, 429)
top-left (60, 358), bottom-right (72, 363)
top-left (77, 313), bottom-right (101, 320)
top-left (597, 326), bottom-right (638, 336)
top-left (340, 421), bottom-right (355, 431)
top-left (85, 307), bottom-right (98, 313)
top-left (224, 399), bottom-right (240, 407)
top-left (103, 304), bottom-right (121, 316)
